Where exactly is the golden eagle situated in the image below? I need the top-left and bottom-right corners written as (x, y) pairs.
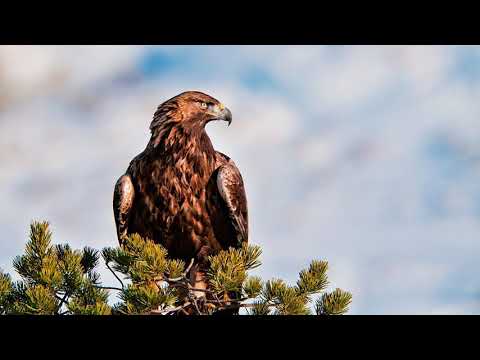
top-left (113, 91), bottom-right (248, 298)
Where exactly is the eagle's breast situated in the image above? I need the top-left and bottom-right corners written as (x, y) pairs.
top-left (129, 127), bottom-right (219, 261)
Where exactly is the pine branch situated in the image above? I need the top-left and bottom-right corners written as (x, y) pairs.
top-left (316, 288), bottom-right (353, 315)
top-left (0, 222), bottom-right (352, 316)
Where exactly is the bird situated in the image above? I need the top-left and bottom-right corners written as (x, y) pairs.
top-left (113, 91), bottom-right (248, 309)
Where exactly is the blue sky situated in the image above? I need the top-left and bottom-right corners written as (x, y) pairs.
top-left (1, 45), bottom-right (480, 314)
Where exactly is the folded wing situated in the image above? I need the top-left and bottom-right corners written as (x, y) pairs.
top-left (215, 155), bottom-right (248, 246)
top-left (113, 174), bottom-right (135, 244)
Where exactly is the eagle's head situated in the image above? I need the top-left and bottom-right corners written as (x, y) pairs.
top-left (150, 91), bottom-right (232, 135)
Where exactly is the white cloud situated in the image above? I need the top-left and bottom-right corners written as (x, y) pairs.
top-left (1, 45), bottom-right (480, 314)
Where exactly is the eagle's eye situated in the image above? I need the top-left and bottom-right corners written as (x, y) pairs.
top-left (200, 102), bottom-right (208, 109)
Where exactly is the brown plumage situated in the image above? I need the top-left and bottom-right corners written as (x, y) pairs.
top-left (113, 91), bottom-right (248, 296)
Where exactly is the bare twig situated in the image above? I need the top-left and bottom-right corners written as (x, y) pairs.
top-left (150, 301), bottom-right (192, 315)
top-left (106, 262), bottom-right (124, 289)
top-left (215, 303), bottom-right (258, 310)
top-left (54, 294), bottom-right (69, 313)
top-left (160, 258), bottom-right (195, 283)
top-left (189, 287), bottom-right (213, 293)
top-left (156, 277), bottom-right (213, 294)
top-left (207, 297), bottom-right (249, 305)
top-left (154, 275), bottom-right (184, 283)
top-left (184, 258), bottom-right (195, 276)
top-left (159, 259), bottom-right (195, 283)
top-left (188, 293), bottom-right (203, 315)
top-left (164, 275), bottom-right (185, 282)
top-left (93, 285), bottom-right (123, 292)
top-left (175, 301), bottom-right (192, 315)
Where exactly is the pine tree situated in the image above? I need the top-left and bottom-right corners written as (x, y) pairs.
top-left (0, 221), bottom-right (352, 315)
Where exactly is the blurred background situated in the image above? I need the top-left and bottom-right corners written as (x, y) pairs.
top-left (1, 45), bottom-right (480, 314)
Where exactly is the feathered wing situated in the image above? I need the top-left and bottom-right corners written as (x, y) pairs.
top-left (113, 174), bottom-right (135, 244)
top-left (215, 153), bottom-right (248, 247)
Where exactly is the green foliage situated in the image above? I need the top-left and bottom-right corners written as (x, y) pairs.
top-left (249, 300), bottom-right (271, 315)
top-left (116, 283), bottom-right (177, 314)
top-left (204, 244), bottom-right (351, 315)
top-left (80, 247), bottom-right (101, 275)
top-left (243, 276), bottom-right (263, 298)
top-left (101, 233), bottom-right (188, 314)
top-left (67, 281), bottom-right (111, 315)
top-left (4, 221), bottom-right (111, 315)
top-left (102, 233), bottom-right (178, 284)
top-left (253, 278), bottom-right (311, 315)
top-left (0, 270), bottom-right (14, 314)
top-left (296, 260), bottom-right (329, 295)
top-left (206, 243), bottom-right (261, 294)
top-left (13, 221), bottom-right (59, 288)
top-left (0, 221), bottom-right (352, 315)
top-left (315, 288), bottom-right (353, 315)
top-left (12, 284), bottom-right (59, 315)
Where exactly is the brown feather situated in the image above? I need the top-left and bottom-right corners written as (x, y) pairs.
top-left (113, 91), bottom-right (248, 270)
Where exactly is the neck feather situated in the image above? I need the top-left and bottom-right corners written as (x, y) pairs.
top-left (150, 123), bottom-right (216, 171)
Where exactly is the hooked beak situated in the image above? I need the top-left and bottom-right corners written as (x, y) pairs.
top-left (212, 105), bottom-right (232, 126)
top-left (221, 107), bottom-right (232, 126)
